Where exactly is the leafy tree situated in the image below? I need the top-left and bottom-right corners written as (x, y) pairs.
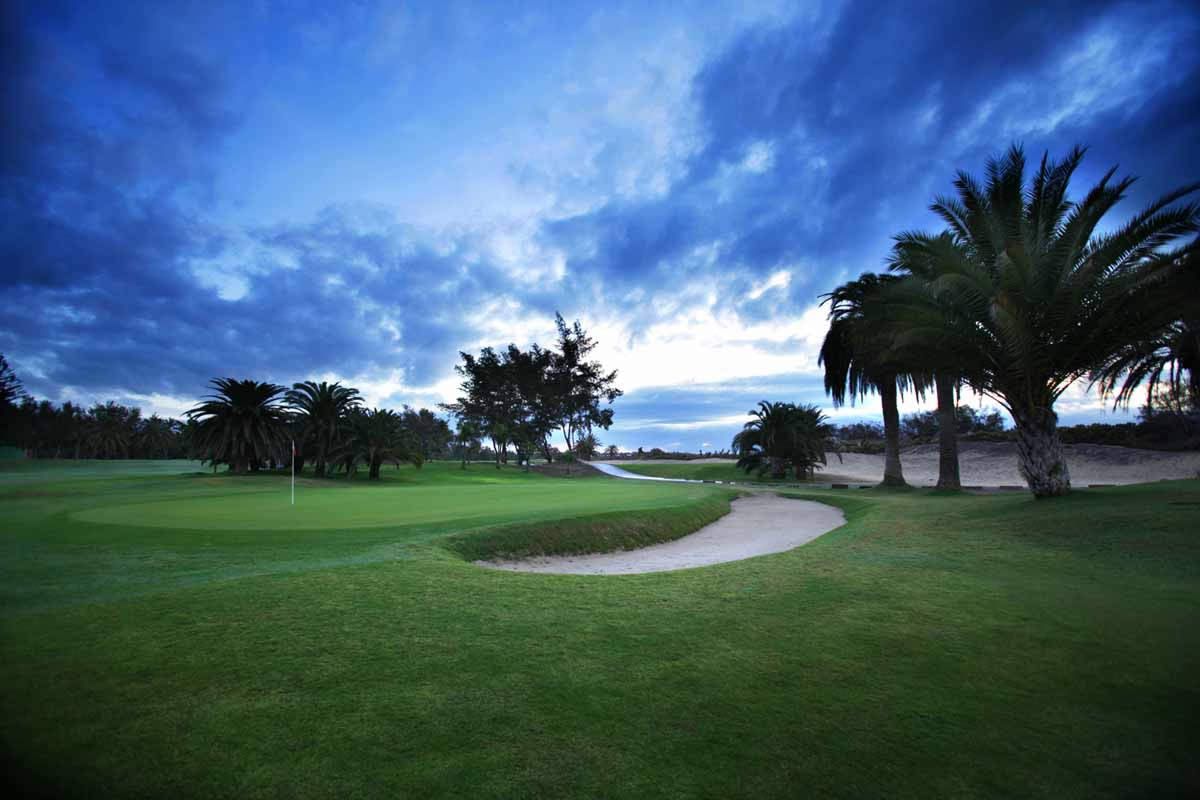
top-left (604, 444), bottom-right (620, 458)
top-left (285, 381), bottom-right (362, 478)
top-left (890, 145), bottom-right (1199, 496)
top-left (0, 354), bottom-right (24, 411)
top-left (444, 347), bottom-right (517, 467)
top-left (548, 313), bottom-right (622, 453)
top-left (401, 406), bottom-right (454, 460)
top-left (732, 401), bottom-right (830, 480)
top-left (820, 274), bottom-right (927, 486)
top-left (187, 378), bottom-right (288, 474)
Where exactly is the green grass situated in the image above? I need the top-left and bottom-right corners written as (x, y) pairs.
top-left (619, 460), bottom-right (864, 484)
top-left (2, 460), bottom-right (1198, 798)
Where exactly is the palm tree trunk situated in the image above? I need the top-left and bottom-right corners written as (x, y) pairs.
top-left (768, 455), bottom-right (787, 479)
top-left (1011, 404), bottom-right (1071, 498)
top-left (935, 372), bottom-right (961, 490)
top-left (879, 376), bottom-right (907, 487)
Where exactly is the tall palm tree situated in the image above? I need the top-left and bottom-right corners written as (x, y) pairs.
top-left (285, 380), bottom-right (362, 478)
top-left (890, 145), bottom-right (1199, 497)
top-left (187, 378), bottom-right (288, 474)
top-left (819, 274), bottom-right (926, 487)
top-left (888, 239), bottom-right (968, 490)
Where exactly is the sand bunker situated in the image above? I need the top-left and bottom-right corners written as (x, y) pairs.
top-left (603, 442), bottom-right (1200, 487)
top-left (478, 494), bottom-right (844, 575)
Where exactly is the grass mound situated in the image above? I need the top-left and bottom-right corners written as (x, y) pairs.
top-left (445, 492), bottom-right (733, 561)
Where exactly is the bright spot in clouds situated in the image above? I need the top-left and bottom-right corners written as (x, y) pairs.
top-left (2, 0), bottom-right (1196, 451)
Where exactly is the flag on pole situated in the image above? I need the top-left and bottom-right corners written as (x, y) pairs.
top-left (291, 439), bottom-right (295, 506)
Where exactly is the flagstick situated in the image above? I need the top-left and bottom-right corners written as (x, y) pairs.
top-left (291, 439), bottom-right (295, 506)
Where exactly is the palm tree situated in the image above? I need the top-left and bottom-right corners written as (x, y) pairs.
top-left (890, 145), bottom-right (1199, 497)
top-left (187, 378), bottom-right (288, 474)
top-left (1093, 319), bottom-right (1199, 412)
top-left (84, 401), bottom-right (140, 459)
top-left (1092, 252), bottom-right (1199, 412)
top-left (819, 274), bottom-right (927, 487)
top-left (888, 241), bottom-right (968, 490)
top-left (285, 380), bottom-right (362, 478)
top-left (732, 401), bottom-right (829, 480)
top-left (455, 420), bottom-right (480, 469)
top-left (342, 408), bottom-right (421, 480)
top-left (137, 415), bottom-right (179, 459)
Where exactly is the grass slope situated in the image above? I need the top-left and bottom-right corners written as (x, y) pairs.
top-left (2, 461), bottom-right (1198, 798)
top-left (619, 460), bottom-right (863, 484)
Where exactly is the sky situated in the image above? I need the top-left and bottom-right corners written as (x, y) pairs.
top-left (2, 0), bottom-right (1199, 452)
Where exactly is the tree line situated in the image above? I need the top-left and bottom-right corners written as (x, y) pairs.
top-left (185, 379), bottom-right (453, 479)
top-left (818, 145), bottom-right (1199, 497)
top-left (0, 312), bottom-right (623, 476)
top-left (0, 356), bottom-right (455, 479)
top-left (441, 314), bottom-right (622, 469)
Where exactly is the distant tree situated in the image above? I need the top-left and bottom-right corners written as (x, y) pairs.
top-left (900, 410), bottom-right (940, 440)
top-left (547, 314), bottom-right (622, 454)
top-left (0, 354), bottom-right (24, 411)
top-left (575, 432), bottom-right (600, 461)
top-left (286, 380), bottom-right (362, 478)
top-left (84, 401), bottom-right (141, 459)
top-left (341, 408), bottom-right (421, 480)
top-left (188, 378), bottom-right (288, 474)
top-left (604, 444), bottom-right (619, 458)
top-left (733, 401), bottom-right (830, 480)
top-left (454, 420), bottom-right (481, 469)
top-left (444, 347), bottom-right (517, 467)
top-left (401, 406), bottom-right (454, 460)
top-left (137, 414), bottom-right (179, 459)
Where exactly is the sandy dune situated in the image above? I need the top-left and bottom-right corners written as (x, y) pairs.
top-left (605, 442), bottom-right (1200, 487)
top-left (478, 494), bottom-right (844, 575)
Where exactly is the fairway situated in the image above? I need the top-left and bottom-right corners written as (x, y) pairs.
top-left (2, 461), bottom-right (1199, 798)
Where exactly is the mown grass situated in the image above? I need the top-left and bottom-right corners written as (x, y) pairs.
top-left (1, 460), bottom-right (1198, 798)
top-left (446, 493), bottom-right (733, 561)
top-left (619, 460), bottom-right (863, 484)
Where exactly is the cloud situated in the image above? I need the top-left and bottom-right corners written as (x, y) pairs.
top-left (1, 0), bottom-right (1197, 455)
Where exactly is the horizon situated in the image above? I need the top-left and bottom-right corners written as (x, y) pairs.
top-left (3, 0), bottom-right (1198, 452)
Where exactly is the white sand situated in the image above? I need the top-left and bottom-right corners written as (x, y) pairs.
top-left (478, 494), bottom-right (845, 575)
top-left (603, 442), bottom-right (1200, 487)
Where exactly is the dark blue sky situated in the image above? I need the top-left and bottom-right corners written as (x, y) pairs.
top-left (3, 0), bottom-right (1198, 450)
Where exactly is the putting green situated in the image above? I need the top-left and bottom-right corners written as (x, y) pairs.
top-left (71, 479), bottom-right (717, 530)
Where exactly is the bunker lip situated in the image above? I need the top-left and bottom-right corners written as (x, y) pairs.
top-left (477, 494), bottom-right (845, 575)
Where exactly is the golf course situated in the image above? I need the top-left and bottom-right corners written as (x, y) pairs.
top-left (3, 459), bottom-right (1198, 798)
